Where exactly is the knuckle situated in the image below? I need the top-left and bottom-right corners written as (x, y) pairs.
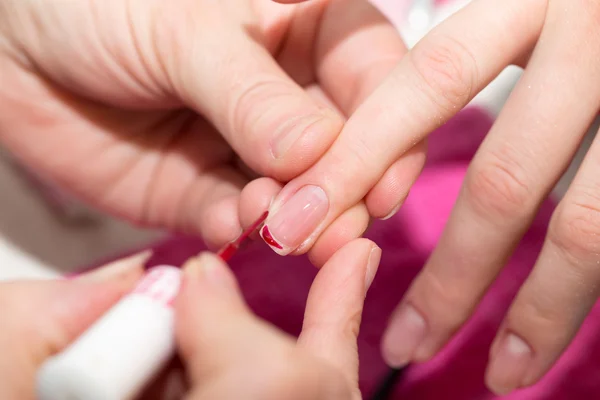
top-left (416, 269), bottom-right (475, 329)
top-left (409, 33), bottom-right (478, 114)
top-left (323, 137), bottom-right (380, 197)
top-left (549, 189), bottom-right (600, 263)
top-left (465, 147), bottom-right (534, 221)
top-left (229, 76), bottom-right (294, 142)
top-left (508, 296), bottom-right (577, 349)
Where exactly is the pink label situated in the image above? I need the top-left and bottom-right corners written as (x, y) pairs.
top-left (132, 266), bottom-right (181, 307)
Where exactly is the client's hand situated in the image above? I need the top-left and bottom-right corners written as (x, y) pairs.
top-left (0, 239), bottom-right (379, 400)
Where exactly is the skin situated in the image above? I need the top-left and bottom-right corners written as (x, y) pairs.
top-left (4, 0), bottom-right (597, 394)
top-left (0, 239), bottom-right (380, 399)
top-left (0, 0), bottom-right (421, 260)
top-left (0, 253), bottom-right (147, 399)
top-left (272, 0), bottom-right (600, 395)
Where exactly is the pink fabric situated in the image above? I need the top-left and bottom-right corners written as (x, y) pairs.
top-left (91, 106), bottom-right (600, 399)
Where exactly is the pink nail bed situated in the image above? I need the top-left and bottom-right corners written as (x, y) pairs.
top-left (260, 185), bottom-right (329, 255)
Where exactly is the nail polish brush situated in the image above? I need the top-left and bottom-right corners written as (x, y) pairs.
top-left (217, 211), bottom-right (268, 261)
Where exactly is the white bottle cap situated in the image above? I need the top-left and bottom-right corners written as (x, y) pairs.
top-left (37, 266), bottom-right (182, 400)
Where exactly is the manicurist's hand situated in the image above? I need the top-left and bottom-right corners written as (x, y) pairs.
top-left (176, 239), bottom-right (381, 399)
top-left (0, 253), bottom-right (147, 399)
top-left (0, 0), bottom-right (410, 253)
top-left (268, 0), bottom-right (600, 395)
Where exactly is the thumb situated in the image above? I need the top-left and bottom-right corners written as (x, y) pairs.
top-left (153, 2), bottom-right (343, 181)
top-left (175, 253), bottom-right (267, 384)
top-left (176, 253), bottom-right (350, 400)
top-left (8, 0), bottom-right (343, 182)
top-left (0, 252), bottom-right (147, 399)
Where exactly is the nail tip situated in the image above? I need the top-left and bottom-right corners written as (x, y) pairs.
top-left (78, 250), bottom-right (151, 282)
top-left (381, 203), bottom-right (403, 221)
top-left (259, 225), bottom-right (289, 255)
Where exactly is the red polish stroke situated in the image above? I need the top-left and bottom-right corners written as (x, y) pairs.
top-left (217, 211), bottom-right (269, 261)
top-left (260, 225), bottom-right (283, 249)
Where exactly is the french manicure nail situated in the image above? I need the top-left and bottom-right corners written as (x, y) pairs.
top-left (486, 333), bottom-right (532, 395)
top-left (365, 246), bottom-right (382, 292)
top-left (78, 251), bottom-right (151, 282)
top-left (382, 304), bottom-right (427, 368)
top-left (260, 185), bottom-right (329, 255)
top-left (271, 112), bottom-right (337, 159)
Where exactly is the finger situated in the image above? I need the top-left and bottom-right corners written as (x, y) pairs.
top-left (365, 141), bottom-right (427, 219)
top-left (38, 252), bottom-right (148, 358)
top-left (278, 0), bottom-right (426, 222)
top-left (175, 254), bottom-right (350, 400)
top-left (176, 253), bottom-right (283, 383)
top-left (314, 0), bottom-right (407, 114)
top-left (259, 0), bottom-right (545, 255)
top-left (156, 6), bottom-right (344, 182)
top-left (0, 253), bottom-right (146, 398)
top-left (486, 129), bottom-right (600, 393)
top-left (234, 84), bottom-right (336, 247)
top-left (383, 0), bottom-right (600, 370)
top-left (313, 0), bottom-right (427, 222)
top-left (139, 119), bottom-right (248, 249)
top-left (159, 84), bottom-right (340, 248)
top-left (239, 177), bottom-right (283, 233)
top-left (307, 202), bottom-right (371, 268)
top-left (304, 83), bottom-right (344, 115)
top-left (299, 238), bottom-right (381, 386)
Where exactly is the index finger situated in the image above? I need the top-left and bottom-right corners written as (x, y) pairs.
top-left (259, 0), bottom-right (543, 255)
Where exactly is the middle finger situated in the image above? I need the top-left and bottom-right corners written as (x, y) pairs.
top-left (259, 0), bottom-right (543, 256)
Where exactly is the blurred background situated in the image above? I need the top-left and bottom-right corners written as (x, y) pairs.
top-left (0, 147), bottom-right (162, 280)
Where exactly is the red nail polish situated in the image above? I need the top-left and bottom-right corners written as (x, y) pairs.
top-left (217, 211), bottom-right (269, 261)
top-left (260, 225), bottom-right (283, 249)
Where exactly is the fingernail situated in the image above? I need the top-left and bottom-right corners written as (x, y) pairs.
top-left (182, 253), bottom-right (235, 289)
top-left (260, 185), bottom-right (329, 255)
top-left (271, 112), bottom-right (338, 159)
top-left (486, 333), bottom-right (533, 395)
top-left (382, 304), bottom-right (427, 368)
top-left (381, 201), bottom-right (403, 221)
top-left (78, 251), bottom-right (151, 282)
top-left (365, 246), bottom-right (382, 292)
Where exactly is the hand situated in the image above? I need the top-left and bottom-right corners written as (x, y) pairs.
top-left (264, 0), bottom-right (600, 394)
top-left (0, 253), bottom-right (146, 399)
top-left (0, 0), bottom-right (405, 252)
top-left (0, 239), bottom-right (379, 399)
top-left (176, 239), bottom-right (380, 399)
